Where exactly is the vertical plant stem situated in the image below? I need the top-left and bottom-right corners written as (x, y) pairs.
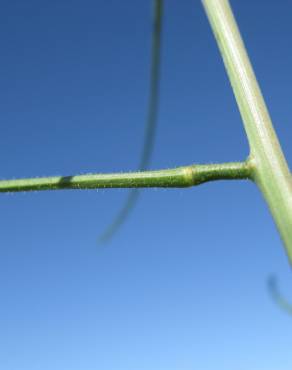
top-left (202, 0), bottom-right (292, 263)
top-left (98, 0), bottom-right (163, 242)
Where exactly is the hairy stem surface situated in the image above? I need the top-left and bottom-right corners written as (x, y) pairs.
top-left (0, 162), bottom-right (251, 192)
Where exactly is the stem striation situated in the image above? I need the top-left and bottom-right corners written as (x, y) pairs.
top-left (202, 0), bottom-right (292, 262)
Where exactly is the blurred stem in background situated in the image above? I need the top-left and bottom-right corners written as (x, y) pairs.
top-left (268, 275), bottom-right (292, 315)
top-left (98, 0), bottom-right (163, 243)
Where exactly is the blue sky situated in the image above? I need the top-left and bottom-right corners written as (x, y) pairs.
top-left (0, 1), bottom-right (292, 369)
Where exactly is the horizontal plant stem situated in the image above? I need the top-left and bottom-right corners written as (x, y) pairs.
top-left (0, 161), bottom-right (251, 193)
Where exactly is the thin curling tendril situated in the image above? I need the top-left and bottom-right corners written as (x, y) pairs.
top-left (98, 0), bottom-right (163, 243)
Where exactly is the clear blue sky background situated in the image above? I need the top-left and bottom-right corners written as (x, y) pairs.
top-left (0, 1), bottom-right (292, 369)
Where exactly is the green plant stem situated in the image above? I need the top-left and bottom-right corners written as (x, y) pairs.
top-left (0, 161), bottom-right (251, 193)
top-left (202, 0), bottom-right (292, 262)
top-left (268, 275), bottom-right (292, 315)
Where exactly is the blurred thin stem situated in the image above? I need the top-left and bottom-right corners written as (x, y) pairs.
top-left (99, 0), bottom-right (163, 242)
top-left (268, 275), bottom-right (292, 315)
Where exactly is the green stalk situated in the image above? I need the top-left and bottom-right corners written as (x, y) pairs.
top-left (0, 162), bottom-right (250, 192)
top-left (202, 0), bottom-right (292, 262)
